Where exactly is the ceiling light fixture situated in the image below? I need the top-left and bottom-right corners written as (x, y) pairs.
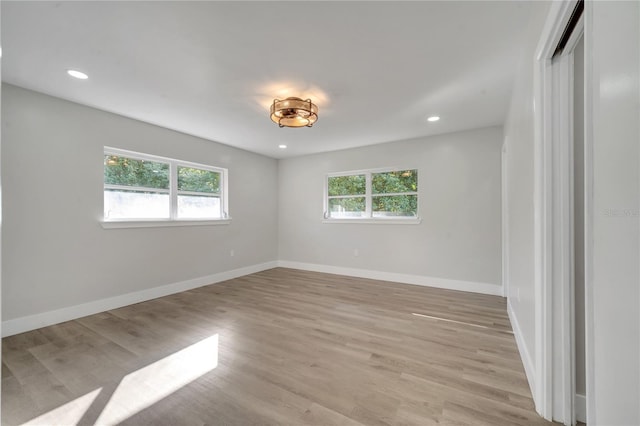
top-left (427, 116), bottom-right (440, 122)
top-left (278, 144), bottom-right (287, 149)
top-left (270, 97), bottom-right (318, 128)
top-left (67, 69), bottom-right (89, 80)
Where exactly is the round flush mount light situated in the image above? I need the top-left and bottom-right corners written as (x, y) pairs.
top-left (270, 97), bottom-right (318, 128)
top-left (278, 144), bottom-right (287, 149)
top-left (67, 69), bottom-right (88, 80)
top-left (427, 116), bottom-right (440, 122)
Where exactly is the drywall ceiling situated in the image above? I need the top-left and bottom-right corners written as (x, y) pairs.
top-left (1, 1), bottom-right (541, 159)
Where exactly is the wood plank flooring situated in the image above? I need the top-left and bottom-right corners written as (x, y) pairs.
top-left (2, 268), bottom-right (553, 425)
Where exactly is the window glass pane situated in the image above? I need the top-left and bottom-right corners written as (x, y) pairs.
top-left (178, 167), bottom-right (220, 194)
top-left (177, 195), bottom-right (221, 219)
top-left (328, 175), bottom-right (366, 196)
top-left (328, 197), bottom-right (366, 218)
top-left (372, 170), bottom-right (418, 194)
top-left (104, 189), bottom-right (170, 219)
top-left (372, 195), bottom-right (418, 217)
top-left (104, 156), bottom-right (169, 189)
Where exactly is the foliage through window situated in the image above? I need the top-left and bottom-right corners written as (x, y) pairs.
top-left (326, 169), bottom-right (418, 220)
top-left (104, 148), bottom-right (228, 221)
top-left (327, 174), bottom-right (366, 218)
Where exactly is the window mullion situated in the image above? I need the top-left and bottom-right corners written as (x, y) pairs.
top-left (373, 191), bottom-right (418, 197)
top-left (104, 184), bottom-right (170, 193)
top-left (170, 162), bottom-right (178, 219)
top-left (327, 194), bottom-right (365, 200)
top-left (177, 190), bottom-right (220, 197)
top-left (365, 172), bottom-right (372, 218)
top-left (324, 174), bottom-right (329, 219)
top-left (222, 170), bottom-right (228, 219)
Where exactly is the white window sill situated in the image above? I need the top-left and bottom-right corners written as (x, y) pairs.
top-left (101, 219), bottom-right (232, 229)
top-left (322, 217), bottom-right (421, 225)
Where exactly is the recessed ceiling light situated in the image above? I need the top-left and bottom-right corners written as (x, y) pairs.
top-left (278, 144), bottom-right (287, 149)
top-left (427, 116), bottom-right (440, 122)
top-left (67, 69), bottom-right (88, 80)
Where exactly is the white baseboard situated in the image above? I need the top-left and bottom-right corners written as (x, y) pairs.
top-left (1, 261), bottom-right (278, 337)
top-left (575, 393), bottom-right (586, 423)
top-left (507, 300), bottom-right (537, 400)
top-left (2, 261), bottom-right (502, 337)
top-left (277, 260), bottom-right (503, 296)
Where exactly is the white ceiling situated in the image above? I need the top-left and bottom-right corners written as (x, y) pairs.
top-left (1, 1), bottom-right (541, 159)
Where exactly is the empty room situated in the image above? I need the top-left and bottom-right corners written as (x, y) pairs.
top-left (1, 1), bottom-right (639, 425)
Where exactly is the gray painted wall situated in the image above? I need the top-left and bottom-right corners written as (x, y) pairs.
top-left (503, 1), bottom-right (550, 373)
top-left (1, 84), bottom-right (278, 321)
top-left (278, 126), bottom-right (503, 287)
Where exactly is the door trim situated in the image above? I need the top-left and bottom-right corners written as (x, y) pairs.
top-left (533, 1), bottom-right (584, 423)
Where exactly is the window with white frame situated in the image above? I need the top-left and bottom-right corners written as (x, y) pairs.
top-left (104, 147), bottom-right (228, 222)
top-left (325, 169), bottom-right (418, 220)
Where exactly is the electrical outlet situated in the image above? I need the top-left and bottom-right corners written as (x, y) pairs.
top-left (230, 249), bottom-right (235, 257)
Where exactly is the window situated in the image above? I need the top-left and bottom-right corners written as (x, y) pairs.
top-left (327, 174), bottom-right (366, 218)
top-left (325, 168), bottom-right (419, 222)
top-left (177, 166), bottom-right (222, 219)
top-left (104, 147), bottom-right (228, 224)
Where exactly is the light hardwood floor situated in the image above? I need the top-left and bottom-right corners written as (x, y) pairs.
top-left (2, 268), bottom-right (552, 425)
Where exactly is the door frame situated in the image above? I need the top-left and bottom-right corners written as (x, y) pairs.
top-left (533, 1), bottom-right (587, 424)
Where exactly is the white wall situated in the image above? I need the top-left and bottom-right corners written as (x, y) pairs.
top-left (278, 126), bottom-right (503, 292)
top-left (1, 84), bottom-right (278, 329)
top-left (503, 1), bottom-right (551, 391)
top-left (587, 1), bottom-right (640, 423)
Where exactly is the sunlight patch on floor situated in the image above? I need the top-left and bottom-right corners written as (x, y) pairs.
top-left (95, 334), bottom-right (219, 425)
top-left (412, 312), bottom-right (490, 329)
top-left (21, 388), bottom-right (102, 426)
top-left (21, 334), bottom-right (220, 426)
